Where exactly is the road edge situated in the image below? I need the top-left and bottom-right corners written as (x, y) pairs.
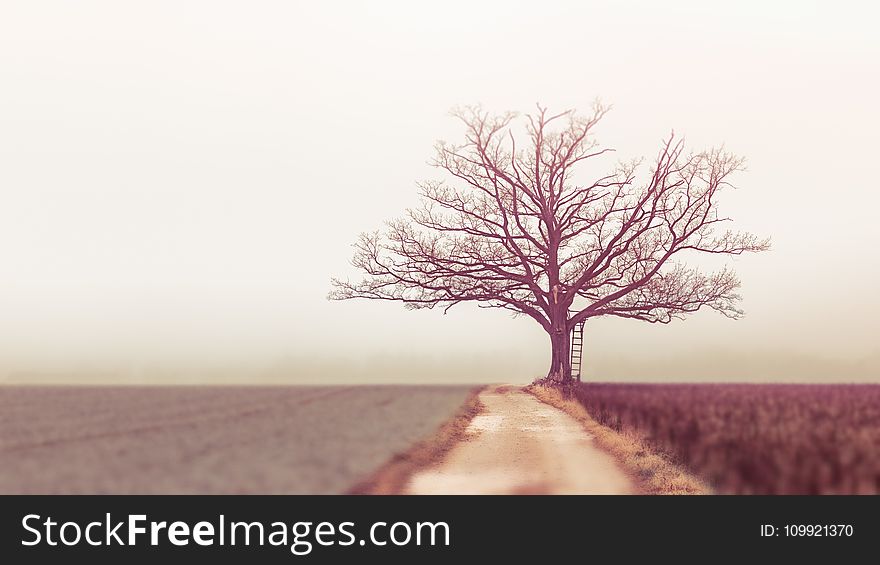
top-left (526, 384), bottom-right (713, 495)
top-left (347, 386), bottom-right (486, 495)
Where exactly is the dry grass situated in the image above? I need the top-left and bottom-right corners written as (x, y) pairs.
top-left (527, 385), bottom-right (711, 495)
top-left (348, 386), bottom-right (485, 494)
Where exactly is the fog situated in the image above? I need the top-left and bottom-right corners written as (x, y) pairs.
top-left (1, 1), bottom-right (878, 383)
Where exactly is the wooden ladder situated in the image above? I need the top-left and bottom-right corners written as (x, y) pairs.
top-left (570, 319), bottom-right (585, 381)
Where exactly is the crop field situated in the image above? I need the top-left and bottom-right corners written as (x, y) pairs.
top-left (0, 385), bottom-right (475, 494)
top-left (572, 383), bottom-right (880, 494)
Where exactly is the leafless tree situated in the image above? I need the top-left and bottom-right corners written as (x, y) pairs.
top-left (330, 104), bottom-right (769, 381)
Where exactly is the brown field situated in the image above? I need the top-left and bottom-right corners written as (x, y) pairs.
top-left (571, 383), bottom-right (880, 494)
top-left (0, 385), bottom-right (475, 494)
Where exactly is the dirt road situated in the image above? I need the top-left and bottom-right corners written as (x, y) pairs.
top-left (405, 386), bottom-right (636, 494)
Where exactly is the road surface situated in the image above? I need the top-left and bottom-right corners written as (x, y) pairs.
top-left (406, 386), bottom-right (636, 494)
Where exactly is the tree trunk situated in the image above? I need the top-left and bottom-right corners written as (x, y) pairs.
top-left (546, 327), bottom-right (572, 382)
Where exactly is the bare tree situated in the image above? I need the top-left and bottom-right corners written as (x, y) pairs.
top-left (330, 104), bottom-right (769, 381)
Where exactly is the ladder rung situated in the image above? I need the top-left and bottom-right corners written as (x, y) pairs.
top-left (570, 320), bottom-right (584, 377)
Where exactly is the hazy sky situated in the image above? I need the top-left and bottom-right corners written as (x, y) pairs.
top-left (1, 1), bottom-right (878, 383)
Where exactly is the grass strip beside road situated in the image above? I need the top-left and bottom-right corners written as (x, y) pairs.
top-left (527, 385), bottom-right (711, 495)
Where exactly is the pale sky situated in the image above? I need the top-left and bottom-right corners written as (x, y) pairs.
top-left (1, 1), bottom-right (878, 383)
